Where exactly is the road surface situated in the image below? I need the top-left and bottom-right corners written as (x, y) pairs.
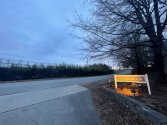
top-left (0, 85), bottom-right (102, 125)
top-left (0, 70), bottom-right (131, 125)
top-left (0, 75), bottom-right (111, 96)
top-left (0, 70), bottom-right (131, 96)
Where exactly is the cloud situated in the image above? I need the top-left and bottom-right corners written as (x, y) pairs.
top-left (0, 0), bottom-right (90, 64)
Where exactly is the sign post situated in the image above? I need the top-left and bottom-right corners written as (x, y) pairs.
top-left (114, 75), bottom-right (118, 89)
top-left (114, 74), bottom-right (151, 95)
top-left (145, 74), bottom-right (151, 95)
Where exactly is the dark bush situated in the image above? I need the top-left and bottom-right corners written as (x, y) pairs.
top-left (0, 63), bottom-right (113, 81)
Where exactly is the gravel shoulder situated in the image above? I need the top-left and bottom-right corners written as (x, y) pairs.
top-left (84, 84), bottom-right (152, 125)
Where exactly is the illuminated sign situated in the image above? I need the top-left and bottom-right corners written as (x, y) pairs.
top-left (114, 74), bottom-right (151, 95)
top-left (115, 75), bottom-right (146, 83)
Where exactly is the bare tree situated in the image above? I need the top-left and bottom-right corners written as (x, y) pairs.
top-left (73, 0), bottom-right (167, 82)
top-left (73, 18), bottom-right (153, 70)
top-left (113, 31), bottom-right (154, 74)
top-left (97, 0), bottom-right (167, 76)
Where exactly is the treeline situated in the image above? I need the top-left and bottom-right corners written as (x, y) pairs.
top-left (0, 64), bottom-right (113, 81)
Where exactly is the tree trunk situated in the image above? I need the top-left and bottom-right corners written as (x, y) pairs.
top-left (135, 52), bottom-right (142, 74)
top-left (153, 47), bottom-right (164, 72)
top-left (152, 38), bottom-right (166, 84)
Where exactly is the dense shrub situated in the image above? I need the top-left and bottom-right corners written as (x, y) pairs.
top-left (0, 64), bottom-right (113, 81)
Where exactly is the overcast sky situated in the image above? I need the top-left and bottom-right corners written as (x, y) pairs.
top-left (0, 0), bottom-right (92, 65)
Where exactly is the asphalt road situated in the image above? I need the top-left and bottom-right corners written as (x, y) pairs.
top-left (0, 70), bottom-right (131, 125)
top-left (0, 70), bottom-right (131, 96)
top-left (0, 75), bottom-right (111, 96)
top-left (0, 85), bottom-right (102, 125)
top-left (0, 75), bottom-right (109, 125)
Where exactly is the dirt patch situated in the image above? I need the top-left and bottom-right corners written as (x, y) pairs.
top-left (84, 84), bottom-right (152, 125)
top-left (134, 84), bottom-right (167, 116)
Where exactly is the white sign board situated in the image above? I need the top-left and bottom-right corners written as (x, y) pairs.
top-left (114, 74), bottom-right (151, 95)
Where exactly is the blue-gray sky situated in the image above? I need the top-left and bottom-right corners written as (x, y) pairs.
top-left (0, 0), bottom-right (91, 64)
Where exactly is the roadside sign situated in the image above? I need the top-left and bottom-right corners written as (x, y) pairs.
top-left (114, 74), bottom-right (151, 95)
